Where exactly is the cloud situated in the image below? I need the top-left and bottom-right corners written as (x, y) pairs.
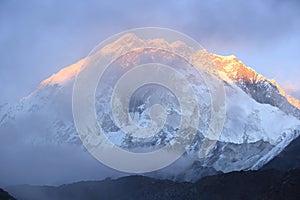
top-left (281, 81), bottom-right (300, 100)
top-left (290, 90), bottom-right (300, 100)
top-left (282, 82), bottom-right (299, 93)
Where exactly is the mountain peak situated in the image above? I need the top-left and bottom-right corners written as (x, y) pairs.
top-left (210, 54), bottom-right (264, 82)
top-left (210, 54), bottom-right (300, 110)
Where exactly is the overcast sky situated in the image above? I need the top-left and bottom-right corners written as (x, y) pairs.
top-left (1, 0), bottom-right (299, 103)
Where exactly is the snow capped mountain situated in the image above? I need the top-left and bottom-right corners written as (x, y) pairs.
top-left (1, 33), bottom-right (300, 185)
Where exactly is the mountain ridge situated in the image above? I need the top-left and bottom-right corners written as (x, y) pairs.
top-left (6, 169), bottom-right (300, 200)
top-left (24, 33), bottom-right (300, 111)
top-left (1, 33), bottom-right (300, 185)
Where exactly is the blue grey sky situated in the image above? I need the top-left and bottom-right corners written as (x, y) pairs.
top-left (0, 0), bottom-right (299, 103)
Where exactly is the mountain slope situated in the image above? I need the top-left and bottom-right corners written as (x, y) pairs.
top-left (0, 188), bottom-right (16, 200)
top-left (7, 170), bottom-right (300, 200)
top-left (262, 131), bottom-right (300, 170)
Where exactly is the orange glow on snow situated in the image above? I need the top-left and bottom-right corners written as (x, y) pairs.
top-left (35, 33), bottom-right (300, 110)
top-left (40, 58), bottom-right (86, 86)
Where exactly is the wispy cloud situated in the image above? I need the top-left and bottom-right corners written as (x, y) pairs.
top-left (282, 81), bottom-right (300, 100)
